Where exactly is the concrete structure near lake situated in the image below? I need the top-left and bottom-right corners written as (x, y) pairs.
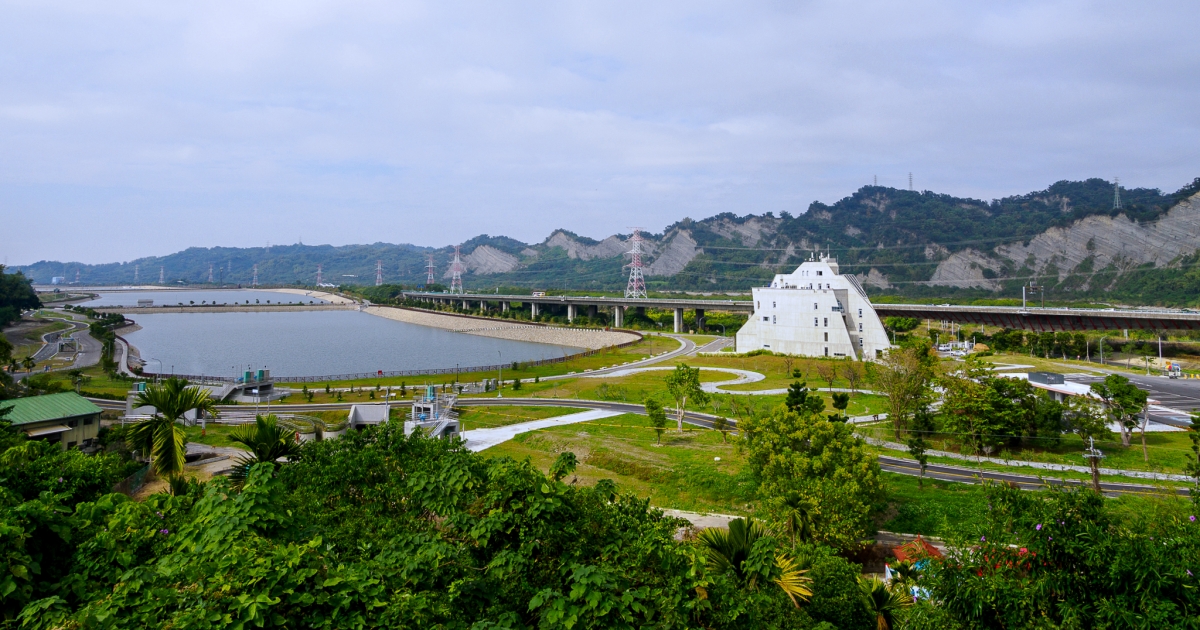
top-left (735, 255), bottom-right (892, 359)
top-left (405, 386), bottom-right (460, 438)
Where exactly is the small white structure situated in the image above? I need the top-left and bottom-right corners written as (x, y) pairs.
top-left (735, 255), bottom-right (891, 360)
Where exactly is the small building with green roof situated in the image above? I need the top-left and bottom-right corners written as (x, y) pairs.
top-left (2, 392), bottom-right (103, 450)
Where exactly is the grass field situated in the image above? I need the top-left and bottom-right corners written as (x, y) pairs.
top-left (482, 412), bottom-right (756, 515)
top-left (457, 406), bottom-right (581, 429)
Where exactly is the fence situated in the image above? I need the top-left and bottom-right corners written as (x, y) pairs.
top-left (112, 464), bottom-right (150, 496)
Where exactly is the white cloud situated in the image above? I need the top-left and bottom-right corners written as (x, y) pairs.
top-left (1, 0), bottom-right (1198, 263)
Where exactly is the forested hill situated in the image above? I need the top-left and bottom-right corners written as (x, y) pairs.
top-left (17, 176), bottom-right (1200, 305)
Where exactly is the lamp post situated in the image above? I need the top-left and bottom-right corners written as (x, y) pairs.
top-left (497, 351), bottom-right (503, 398)
top-left (147, 358), bottom-right (162, 383)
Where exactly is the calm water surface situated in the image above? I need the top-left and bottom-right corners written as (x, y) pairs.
top-left (82, 290), bottom-right (327, 307)
top-left (123, 310), bottom-right (581, 377)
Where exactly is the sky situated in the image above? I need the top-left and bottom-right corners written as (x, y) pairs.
top-left (3, 1), bottom-right (1200, 265)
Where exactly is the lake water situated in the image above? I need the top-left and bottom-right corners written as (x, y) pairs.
top-left (81, 289), bottom-right (327, 307)
top-left (122, 310), bottom-right (581, 378)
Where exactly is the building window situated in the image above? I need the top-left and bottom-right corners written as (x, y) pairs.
top-left (859, 338), bottom-right (864, 347)
top-left (817, 271), bottom-right (823, 276)
top-left (813, 302), bottom-right (817, 310)
top-left (68, 420), bottom-right (77, 428)
top-left (823, 318), bottom-right (828, 327)
top-left (772, 301), bottom-right (776, 308)
top-left (67, 441), bottom-right (77, 449)
top-left (763, 316), bottom-right (769, 322)
top-left (84, 417), bottom-right (93, 426)
top-left (824, 332), bottom-right (828, 341)
top-left (772, 315), bottom-right (776, 324)
top-left (858, 308), bottom-right (863, 317)
top-left (824, 347), bottom-right (829, 356)
top-left (756, 301), bottom-right (760, 309)
top-left (814, 317), bottom-right (818, 326)
top-left (858, 323), bottom-right (863, 332)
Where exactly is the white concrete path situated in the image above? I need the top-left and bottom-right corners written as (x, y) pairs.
top-left (462, 408), bottom-right (622, 452)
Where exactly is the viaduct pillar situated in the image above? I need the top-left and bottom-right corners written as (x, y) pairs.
top-left (674, 308), bottom-right (683, 333)
top-left (695, 308), bottom-right (705, 332)
top-left (531, 303), bottom-right (539, 318)
top-left (613, 306), bottom-right (624, 328)
top-left (567, 304), bottom-right (577, 322)
top-left (502, 301), bottom-right (509, 312)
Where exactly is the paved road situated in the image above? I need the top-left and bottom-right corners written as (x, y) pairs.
top-left (1063, 366), bottom-right (1200, 427)
top-left (879, 455), bottom-right (1189, 497)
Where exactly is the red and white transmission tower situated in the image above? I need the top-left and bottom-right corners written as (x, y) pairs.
top-left (375, 260), bottom-right (383, 286)
top-left (252, 265), bottom-right (259, 287)
top-left (624, 228), bottom-right (647, 298)
top-left (208, 264), bottom-right (214, 283)
top-left (316, 264), bottom-right (323, 285)
top-left (158, 266), bottom-right (164, 284)
top-left (449, 246), bottom-right (465, 294)
top-left (425, 254), bottom-right (436, 286)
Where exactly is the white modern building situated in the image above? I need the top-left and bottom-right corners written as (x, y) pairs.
top-left (735, 256), bottom-right (892, 360)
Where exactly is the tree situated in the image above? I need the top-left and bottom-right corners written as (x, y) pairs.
top-left (841, 361), bottom-right (864, 393)
top-left (871, 346), bottom-right (935, 438)
top-left (771, 494), bottom-right (812, 547)
top-left (21, 356), bottom-right (35, 373)
top-left (906, 405), bottom-right (935, 489)
top-left (228, 414), bottom-right (302, 485)
top-left (645, 397), bottom-right (668, 444)
top-left (66, 369), bottom-right (88, 394)
top-left (712, 415), bottom-right (729, 443)
top-left (785, 381), bottom-right (825, 416)
top-left (1090, 374), bottom-right (1147, 450)
top-left (940, 360), bottom-right (1005, 463)
top-left (815, 361), bottom-right (837, 390)
top-left (742, 405), bottom-right (884, 549)
top-left (1186, 411), bottom-right (1200, 507)
top-left (663, 364), bottom-right (708, 432)
top-left (859, 576), bottom-right (910, 630)
top-left (695, 517), bottom-right (813, 607)
top-left (128, 378), bottom-right (217, 477)
top-left (830, 392), bottom-right (850, 421)
top-left (780, 354), bottom-right (795, 378)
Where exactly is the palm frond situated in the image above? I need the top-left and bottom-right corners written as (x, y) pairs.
top-left (774, 553), bottom-right (813, 607)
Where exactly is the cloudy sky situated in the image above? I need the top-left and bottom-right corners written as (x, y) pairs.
top-left (3, 1), bottom-right (1199, 264)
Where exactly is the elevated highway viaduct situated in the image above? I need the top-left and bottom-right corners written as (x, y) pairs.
top-left (403, 292), bottom-right (1200, 334)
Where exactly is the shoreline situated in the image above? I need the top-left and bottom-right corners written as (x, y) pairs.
top-left (93, 303), bottom-right (356, 315)
top-left (363, 305), bottom-right (640, 350)
top-left (266, 288), bottom-right (357, 305)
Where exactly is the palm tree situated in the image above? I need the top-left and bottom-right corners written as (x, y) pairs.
top-left (859, 576), bottom-right (910, 630)
top-left (696, 517), bottom-right (812, 606)
top-left (773, 495), bottom-right (813, 547)
top-left (128, 378), bottom-right (217, 477)
top-left (21, 356), bottom-right (35, 373)
top-left (228, 414), bottom-right (302, 485)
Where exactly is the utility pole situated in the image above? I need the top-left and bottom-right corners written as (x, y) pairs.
top-left (316, 264), bottom-right (323, 285)
top-left (208, 264), bottom-right (214, 284)
top-left (449, 246), bottom-right (465, 294)
top-left (375, 260), bottom-right (383, 286)
top-left (1113, 177), bottom-right (1122, 210)
top-left (252, 265), bottom-right (258, 287)
top-left (1083, 437), bottom-right (1104, 493)
top-left (426, 254), bottom-right (436, 287)
top-left (624, 227), bottom-right (647, 298)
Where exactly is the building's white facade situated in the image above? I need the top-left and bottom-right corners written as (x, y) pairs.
top-left (735, 256), bottom-right (892, 360)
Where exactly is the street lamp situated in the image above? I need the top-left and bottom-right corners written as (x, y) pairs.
top-left (497, 351), bottom-right (503, 398)
top-left (147, 358), bottom-right (162, 383)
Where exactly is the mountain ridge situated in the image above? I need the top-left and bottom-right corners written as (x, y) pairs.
top-left (15, 176), bottom-right (1200, 305)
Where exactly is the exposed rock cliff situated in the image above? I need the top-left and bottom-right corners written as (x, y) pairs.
top-left (463, 245), bottom-right (521, 275)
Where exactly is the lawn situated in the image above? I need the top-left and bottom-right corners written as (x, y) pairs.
top-left (182, 424), bottom-right (246, 449)
top-left (481, 412), bottom-right (756, 515)
top-left (456, 406), bottom-right (581, 430)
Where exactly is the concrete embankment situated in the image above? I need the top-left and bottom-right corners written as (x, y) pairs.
top-left (94, 304), bottom-right (357, 315)
top-left (363, 305), bottom-right (640, 350)
top-left (266, 288), bottom-right (357, 305)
